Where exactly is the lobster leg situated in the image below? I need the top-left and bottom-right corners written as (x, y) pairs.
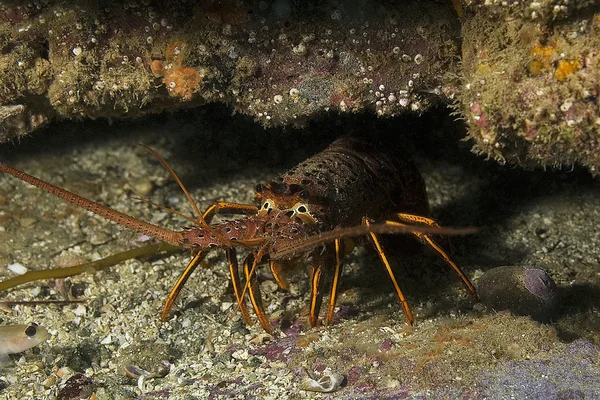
top-left (308, 264), bottom-right (325, 327)
top-left (243, 253), bottom-right (273, 334)
top-left (392, 213), bottom-right (476, 296)
top-left (325, 238), bottom-right (345, 325)
top-left (201, 202), bottom-right (258, 221)
top-left (269, 261), bottom-right (290, 290)
top-left (161, 250), bottom-right (210, 321)
top-left (309, 239), bottom-right (346, 326)
top-left (226, 249), bottom-right (252, 326)
top-left (363, 217), bottom-right (415, 325)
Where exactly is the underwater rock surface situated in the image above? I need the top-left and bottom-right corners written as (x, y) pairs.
top-left (1, 1), bottom-right (598, 173)
top-left (0, 0), bottom-right (460, 136)
top-left (461, 0), bottom-right (600, 174)
top-left (477, 265), bottom-right (560, 322)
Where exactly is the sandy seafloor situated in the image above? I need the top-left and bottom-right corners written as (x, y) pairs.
top-left (0, 106), bottom-right (599, 399)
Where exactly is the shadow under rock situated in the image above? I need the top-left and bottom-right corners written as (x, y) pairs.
top-left (555, 284), bottom-right (600, 342)
top-left (411, 114), bottom-right (599, 271)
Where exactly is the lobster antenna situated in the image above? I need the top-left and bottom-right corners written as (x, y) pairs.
top-left (139, 145), bottom-right (207, 225)
top-left (0, 162), bottom-right (184, 246)
top-left (271, 222), bottom-right (478, 260)
top-left (131, 195), bottom-right (199, 225)
top-left (140, 145), bottom-right (233, 247)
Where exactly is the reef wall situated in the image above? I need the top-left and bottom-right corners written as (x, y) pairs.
top-left (460, 0), bottom-right (600, 173)
top-left (0, 0), bottom-right (460, 138)
top-left (0, 0), bottom-right (599, 174)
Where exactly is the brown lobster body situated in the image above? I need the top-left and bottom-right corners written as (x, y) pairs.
top-left (0, 136), bottom-right (476, 334)
top-left (264, 136), bottom-right (429, 231)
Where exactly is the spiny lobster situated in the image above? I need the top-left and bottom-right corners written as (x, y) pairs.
top-left (0, 136), bottom-right (476, 333)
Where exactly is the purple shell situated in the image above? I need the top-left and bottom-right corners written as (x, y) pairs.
top-left (524, 268), bottom-right (559, 301)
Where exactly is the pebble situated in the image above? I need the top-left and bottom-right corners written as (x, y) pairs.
top-left (477, 266), bottom-right (560, 322)
top-left (7, 263), bottom-right (27, 275)
top-left (57, 373), bottom-right (95, 400)
top-left (131, 178), bottom-right (154, 196)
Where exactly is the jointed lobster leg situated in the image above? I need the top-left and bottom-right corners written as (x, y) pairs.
top-left (269, 261), bottom-right (290, 290)
top-left (325, 238), bottom-right (345, 324)
top-left (308, 263), bottom-right (325, 327)
top-left (161, 250), bottom-right (208, 321)
top-left (363, 217), bottom-right (415, 325)
top-left (226, 248), bottom-right (252, 325)
top-left (309, 239), bottom-right (346, 326)
top-left (392, 213), bottom-right (476, 296)
top-left (201, 201), bottom-right (258, 221)
top-left (308, 240), bottom-right (347, 326)
top-left (243, 253), bottom-right (273, 334)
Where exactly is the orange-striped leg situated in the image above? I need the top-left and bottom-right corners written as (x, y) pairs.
top-left (392, 213), bottom-right (476, 296)
top-left (161, 250), bottom-right (209, 321)
top-left (196, 202), bottom-right (259, 249)
top-left (308, 263), bottom-right (325, 327)
top-left (363, 217), bottom-right (414, 325)
top-left (201, 202), bottom-right (258, 222)
top-left (395, 213), bottom-right (452, 250)
top-left (269, 260), bottom-right (290, 290)
top-left (226, 248), bottom-right (252, 326)
top-left (325, 238), bottom-right (345, 324)
top-left (243, 253), bottom-right (273, 334)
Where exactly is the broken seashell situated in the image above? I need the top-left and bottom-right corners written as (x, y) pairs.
top-left (299, 367), bottom-right (345, 393)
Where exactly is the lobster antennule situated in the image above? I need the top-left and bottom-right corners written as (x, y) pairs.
top-left (270, 222), bottom-right (478, 260)
top-left (0, 162), bottom-right (185, 246)
top-left (140, 144), bottom-right (236, 248)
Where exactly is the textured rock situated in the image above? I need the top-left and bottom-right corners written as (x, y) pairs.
top-left (0, 0), bottom-right (461, 140)
top-left (477, 266), bottom-right (560, 322)
top-left (0, 0), bottom-right (599, 174)
top-left (460, 0), bottom-right (600, 173)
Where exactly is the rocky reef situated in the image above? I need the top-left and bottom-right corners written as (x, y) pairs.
top-left (0, 0), bottom-right (460, 135)
top-left (460, 0), bottom-right (600, 173)
top-left (0, 0), bottom-right (598, 173)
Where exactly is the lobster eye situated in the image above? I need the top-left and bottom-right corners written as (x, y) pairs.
top-left (299, 190), bottom-right (309, 199)
top-left (255, 184), bottom-right (264, 193)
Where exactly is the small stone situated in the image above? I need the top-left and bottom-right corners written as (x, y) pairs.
top-left (477, 266), bottom-right (560, 322)
top-left (7, 263), bottom-right (28, 275)
top-left (292, 43), bottom-right (307, 56)
top-left (57, 373), bottom-right (95, 400)
top-left (131, 178), bottom-right (153, 196)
